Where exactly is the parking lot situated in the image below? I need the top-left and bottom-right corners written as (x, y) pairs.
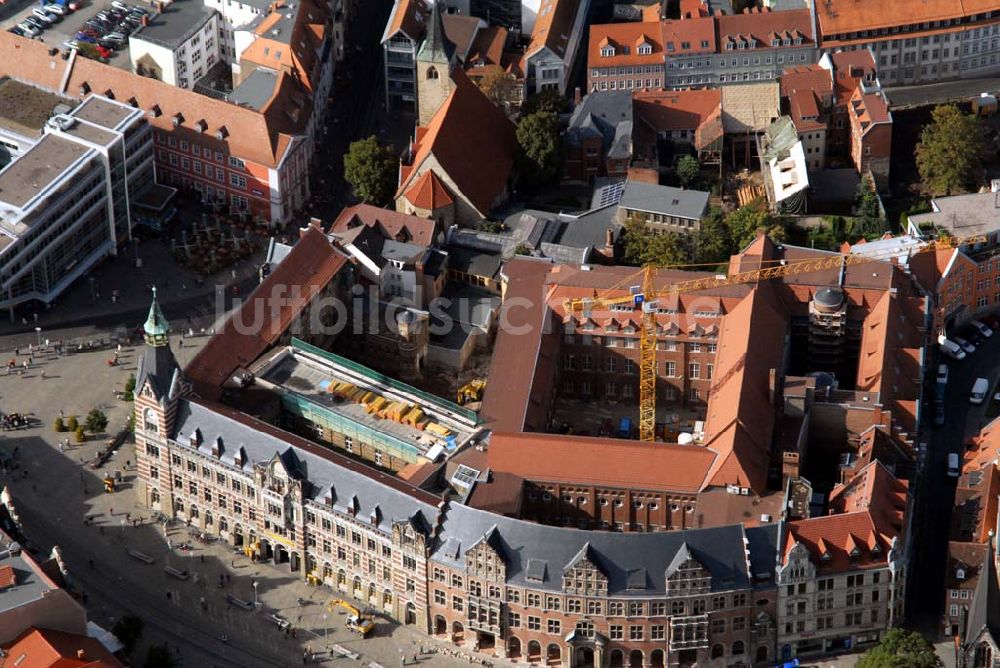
top-left (1, 0), bottom-right (147, 68)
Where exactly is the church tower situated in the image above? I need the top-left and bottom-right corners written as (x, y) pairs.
top-left (415, 0), bottom-right (456, 126)
top-left (133, 288), bottom-right (186, 442)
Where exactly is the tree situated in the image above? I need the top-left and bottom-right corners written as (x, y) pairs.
top-left (66, 415), bottom-right (78, 432)
top-left (855, 629), bottom-right (942, 668)
top-left (725, 200), bottom-right (782, 251)
top-left (521, 88), bottom-right (568, 117)
top-left (516, 111), bottom-right (562, 189)
top-left (694, 207), bottom-right (732, 265)
top-left (53, 417), bottom-right (66, 433)
top-left (74, 426), bottom-right (86, 444)
top-left (852, 178), bottom-right (886, 239)
top-left (475, 68), bottom-right (520, 112)
top-left (915, 104), bottom-right (984, 195)
top-left (144, 644), bottom-right (177, 668)
top-left (621, 218), bottom-right (687, 267)
top-left (514, 243), bottom-right (532, 256)
top-left (112, 615), bottom-right (145, 654)
top-left (343, 136), bottom-right (397, 206)
top-left (123, 374), bottom-right (136, 402)
top-left (675, 155), bottom-right (700, 188)
top-left (85, 409), bottom-right (108, 434)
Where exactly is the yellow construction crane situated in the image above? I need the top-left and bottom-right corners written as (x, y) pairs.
top-left (563, 234), bottom-right (986, 442)
top-left (327, 599), bottom-right (376, 637)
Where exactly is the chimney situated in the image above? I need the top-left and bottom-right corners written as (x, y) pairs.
top-left (573, 86), bottom-right (581, 106)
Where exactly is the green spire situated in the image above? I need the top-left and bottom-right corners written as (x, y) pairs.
top-left (144, 287), bottom-right (169, 346)
top-left (418, 0), bottom-right (453, 65)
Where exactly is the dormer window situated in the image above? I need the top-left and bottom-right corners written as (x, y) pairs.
top-left (601, 46), bottom-right (615, 57)
top-left (793, 37), bottom-right (802, 45)
top-left (820, 552), bottom-right (831, 562)
top-left (771, 38), bottom-right (780, 47)
top-left (783, 38), bottom-right (791, 46)
top-left (725, 42), bottom-right (734, 50)
top-left (957, 568), bottom-right (966, 580)
top-left (637, 43), bottom-right (652, 55)
top-left (849, 547), bottom-right (861, 559)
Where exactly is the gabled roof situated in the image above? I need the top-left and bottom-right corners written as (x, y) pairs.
top-left (588, 21), bottom-right (664, 66)
top-left (186, 226), bottom-right (347, 399)
top-left (526, 0), bottom-right (581, 60)
top-left (965, 541), bottom-right (1000, 651)
top-left (815, 0), bottom-right (998, 38)
top-left (398, 68), bottom-right (515, 216)
top-left (3, 628), bottom-right (123, 667)
top-left (382, 0), bottom-right (428, 43)
top-left (660, 15), bottom-right (716, 55)
top-left (716, 8), bottom-right (814, 48)
top-left (0, 32), bottom-right (306, 169)
top-left (240, 0), bottom-right (331, 93)
top-left (633, 89), bottom-right (723, 150)
top-left (487, 431), bottom-right (717, 494)
top-left (404, 169), bottom-right (454, 209)
top-left (418, 0), bottom-right (454, 64)
top-left (330, 204), bottom-right (438, 246)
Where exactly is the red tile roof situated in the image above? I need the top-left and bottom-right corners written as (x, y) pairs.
top-left (3, 628), bottom-right (123, 668)
top-left (849, 87), bottom-right (891, 131)
top-left (0, 564), bottom-right (15, 589)
top-left (479, 257), bottom-right (558, 432)
top-left (784, 460), bottom-right (908, 572)
top-left (240, 0), bottom-right (330, 93)
top-left (330, 204), bottom-right (438, 246)
top-left (717, 9), bottom-right (814, 49)
top-left (397, 68), bottom-right (515, 216)
top-left (588, 22), bottom-right (664, 67)
top-left (186, 226), bottom-right (347, 399)
top-left (0, 33), bottom-right (305, 169)
top-left (404, 170), bottom-right (454, 209)
top-left (466, 26), bottom-right (507, 68)
top-left (384, 0), bottom-right (427, 41)
top-left (660, 15), bottom-right (716, 55)
top-left (815, 0), bottom-right (999, 37)
top-left (487, 432), bottom-right (717, 493)
top-left (526, 0), bottom-right (581, 59)
top-left (633, 89), bottom-right (723, 150)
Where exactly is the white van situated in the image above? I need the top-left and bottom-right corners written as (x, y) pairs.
top-left (948, 452), bottom-right (961, 477)
top-left (941, 339), bottom-right (967, 361)
top-left (971, 377), bottom-right (990, 404)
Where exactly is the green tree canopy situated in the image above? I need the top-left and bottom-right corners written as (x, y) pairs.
top-left (621, 218), bottom-right (688, 267)
top-left (112, 615), bottom-right (145, 654)
top-left (85, 408), bottom-right (108, 434)
top-left (144, 644), bottom-right (177, 668)
top-left (915, 104), bottom-right (984, 195)
top-left (855, 629), bottom-right (942, 668)
top-left (725, 200), bottom-right (783, 251)
top-left (521, 89), bottom-right (568, 117)
top-left (852, 179), bottom-right (886, 240)
top-left (343, 136), bottom-right (397, 206)
top-left (515, 111), bottom-right (562, 189)
top-left (694, 207), bottom-right (732, 265)
top-left (675, 155), bottom-right (700, 188)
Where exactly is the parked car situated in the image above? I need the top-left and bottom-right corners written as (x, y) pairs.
top-left (959, 326), bottom-right (984, 345)
top-left (934, 399), bottom-right (945, 427)
top-left (111, 0), bottom-right (129, 9)
top-left (17, 22), bottom-right (40, 37)
top-left (105, 32), bottom-right (127, 42)
top-left (44, 4), bottom-right (67, 15)
top-left (31, 8), bottom-right (58, 22)
top-left (128, 6), bottom-right (148, 16)
top-left (937, 364), bottom-right (950, 385)
top-left (97, 38), bottom-right (120, 50)
top-left (972, 319), bottom-right (995, 338)
top-left (86, 18), bottom-right (111, 30)
top-left (953, 336), bottom-right (977, 354)
top-left (23, 16), bottom-right (47, 30)
top-left (269, 613), bottom-right (290, 629)
top-left (982, 313), bottom-right (1000, 330)
top-left (971, 377), bottom-right (990, 405)
top-left (940, 338), bottom-right (968, 361)
top-left (948, 452), bottom-right (961, 477)
top-left (75, 32), bottom-right (97, 42)
top-left (78, 28), bottom-right (101, 38)
top-left (8, 26), bottom-right (26, 36)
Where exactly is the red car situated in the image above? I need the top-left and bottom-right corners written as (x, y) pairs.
top-left (94, 45), bottom-right (111, 58)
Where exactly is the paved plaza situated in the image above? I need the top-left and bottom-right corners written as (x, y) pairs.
top-left (0, 337), bottom-right (489, 668)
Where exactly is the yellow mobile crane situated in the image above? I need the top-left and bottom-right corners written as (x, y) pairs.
top-left (563, 234), bottom-right (986, 442)
top-left (327, 599), bottom-right (376, 637)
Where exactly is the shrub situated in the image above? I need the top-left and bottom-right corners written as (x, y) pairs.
top-left (85, 409), bottom-right (108, 434)
top-left (66, 415), bottom-right (78, 431)
top-left (74, 426), bottom-right (86, 444)
top-left (53, 417), bottom-right (65, 432)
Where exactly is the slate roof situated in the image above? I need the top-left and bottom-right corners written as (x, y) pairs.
top-left (965, 542), bottom-right (1000, 650)
top-left (566, 91), bottom-right (633, 161)
top-left (131, 2), bottom-right (216, 50)
top-left (619, 181), bottom-right (710, 220)
top-left (330, 204), bottom-right (438, 247)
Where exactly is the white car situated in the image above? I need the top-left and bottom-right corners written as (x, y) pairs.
top-left (31, 8), bottom-right (58, 23)
top-left (111, 0), bottom-right (128, 8)
top-left (940, 339), bottom-right (967, 361)
top-left (17, 22), bottom-right (40, 36)
top-left (953, 336), bottom-right (977, 354)
top-left (972, 319), bottom-right (994, 338)
top-left (44, 4), bottom-right (67, 14)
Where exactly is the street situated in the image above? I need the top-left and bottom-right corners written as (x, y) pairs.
top-left (907, 333), bottom-right (1000, 636)
top-left (0, 338), bottom-right (478, 667)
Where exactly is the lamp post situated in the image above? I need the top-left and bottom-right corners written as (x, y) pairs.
top-left (252, 580), bottom-right (259, 608)
top-left (34, 327), bottom-right (41, 348)
top-left (323, 613), bottom-right (329, 639)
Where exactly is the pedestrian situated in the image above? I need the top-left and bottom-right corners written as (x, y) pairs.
top-left (40, 370), bottom-right (45, 379)
top-left (109, 507), bottom-right (113, 516)
top-left (231, 559), bottom-right (235, 568)
top-left (59, 409), bottom-right (64, 418)
top-left (125, 512), bottom-right (130, 522)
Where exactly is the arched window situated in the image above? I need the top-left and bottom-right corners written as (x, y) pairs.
top-left (144, 407), bottom-right (159, 433)
top-left (150, 488), bottom-right (160, 503)
top-left (732, 641), bottom-right (745, 656)
top-left (426, 66), bottom-right (439, 80)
